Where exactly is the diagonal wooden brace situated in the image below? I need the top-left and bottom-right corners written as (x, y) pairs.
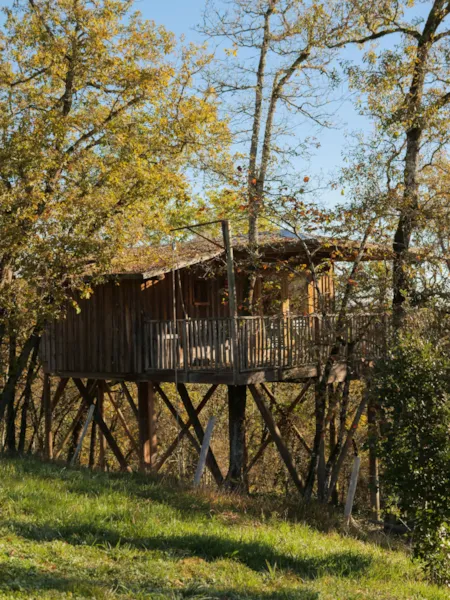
top-left (245, 380), bottom-right (312, 475)
top-left (249, 384), bottom-right (305, 494)
top-left (154, 384), bottom-right (217, 472)
top-left (73, 379), bottom-right (131, 472)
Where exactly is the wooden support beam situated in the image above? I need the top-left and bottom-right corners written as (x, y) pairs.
top-left (104, 382), bottom-right (139, 457)
top-left (226, 385), bottom-right (247, 490)
top-left (121, 382), bottom-right (139, 420)
top-left (137, 382), bottom-right (157, 472)
top-left (51, 378), bottom-right (69, 412)
top-left (177, 384), bottom-right (223, 486)
top-left (222, 220), bottom-right (239, 383)
top-left (245, 380), bottom-right (312, 475)
top-left (248, 384), bottom-right (305, 494)
top-left (154, 384), bottom-right (217, 472)
top-left (73, 379), bottom-right (131, 472)
top-left (194, 417), bottom-right (216, 487)
top-left (43, 374), bottom-right (53, 460)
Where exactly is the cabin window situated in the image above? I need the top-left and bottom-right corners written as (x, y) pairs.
top-left (193, 279), bottom-right (210, 306)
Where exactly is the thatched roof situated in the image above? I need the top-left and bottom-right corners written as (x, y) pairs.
top-left (106, 231), bottom-right (393, 280)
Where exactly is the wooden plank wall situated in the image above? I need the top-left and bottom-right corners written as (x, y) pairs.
top-left (41, 266), bottom-right (333, 377)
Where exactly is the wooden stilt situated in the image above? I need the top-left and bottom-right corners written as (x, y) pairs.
top-left (226, 385), bottom-right (247, 490)
top-left (43, 374), bottom-right (53, 460)
top-left (249, 384), bottom-right (304, 494)
top-left (97, 381), bottom-right (106, 470)
top-left (177, 384), bottom-right (223, 486)
top-left (137, 381), bottom-right (157, 471)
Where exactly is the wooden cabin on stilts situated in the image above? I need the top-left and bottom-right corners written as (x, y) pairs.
top-left (40, 222), bottom-right (389, 496)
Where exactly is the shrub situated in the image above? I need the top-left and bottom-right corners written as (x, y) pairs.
top-left (373, 331), bottom-right (450, 585)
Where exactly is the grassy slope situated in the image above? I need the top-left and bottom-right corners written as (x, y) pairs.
top-left (0, 458), bottom-right (446, 600)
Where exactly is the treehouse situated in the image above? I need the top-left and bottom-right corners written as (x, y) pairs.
top-left (40, 229), bottom-right (387, 386)
top-left (39, 225), bottom-right (389, 485)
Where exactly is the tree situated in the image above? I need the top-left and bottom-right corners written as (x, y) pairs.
top-left (201, 1), bottom-right (416, 303)
top-left (347, 0), bottom-right (450, 324)
top-left (0, 0), bottom-right (230, 428)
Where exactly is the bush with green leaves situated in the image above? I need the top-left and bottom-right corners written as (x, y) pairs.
top-left (373, 331), bottom-right (450, 586)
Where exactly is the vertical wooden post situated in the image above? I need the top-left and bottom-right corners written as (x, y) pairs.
top-left (344, 455), bottom-right (361, 525)
top-left (222, 220), bottom-right (239, 382)
top-left (368, 397), bottom-right (380, 521)
top-left (43, 374), bottom-right (53, 460)
top-left (137, 381), bottom-right (157, 472)
top-left (97, 381), bottom-right (106, 471)
top-left (194, 416), bottom-right (216, 487)
top-left (226, 385), bottom-right (247, 491)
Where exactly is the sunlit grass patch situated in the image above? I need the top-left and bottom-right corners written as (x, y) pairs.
top-left (0, 457), bottom-right (446, 600)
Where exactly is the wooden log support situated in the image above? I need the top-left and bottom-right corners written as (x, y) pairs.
top-left (194, 416), bottom-right (216, 487)
top-left (51, 378), bottom-right (69, 412)
top-left (43, 374), bottom-right (53, 460)
top-left (121, 382), bottom-right (139, 420)
top-left (73, 379), bottom-right (131, 472)
top-left (137, 381), bottom-right (157, 472)
top-left (221, 220), bottom-right (239, 382)
top-left (248, 384), bottom-right (305, 494)
top-left (344, 455), bottom-right (361, 525)
top-left (154, 384), bottom-right (217, 472)
top-left (104, 382), bottom-right (139, 457)
top-left (245, 380), bottom-right (312, 475)
top-left (226, 385), bottom-right (247, 490)
top-left (177, 384), bottom-right (223, 486)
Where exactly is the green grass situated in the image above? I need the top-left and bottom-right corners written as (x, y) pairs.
top-left (0, 458), bottom-right (446, 599)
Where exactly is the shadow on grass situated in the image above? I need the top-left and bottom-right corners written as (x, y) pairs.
top-left (5, 519), bottom-right (371, 581)
top-left (0, 562), bottom-right (319, 599)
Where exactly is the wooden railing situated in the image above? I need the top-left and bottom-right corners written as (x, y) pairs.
top-left (144, 313), bottom-right (389, 374)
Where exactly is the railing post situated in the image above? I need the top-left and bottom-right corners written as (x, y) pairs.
top-left (314, 314), bottom-right (322, 367)
top-left (222, 220), bottom-right (239, 383)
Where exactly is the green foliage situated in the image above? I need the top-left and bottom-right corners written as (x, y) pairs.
top-left (0, 456), bottom-right (446, 599)
top-left (373, 332), bottom-right (450, 586)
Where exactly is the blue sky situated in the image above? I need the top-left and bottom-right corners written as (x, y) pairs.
top-left (140, 1), bottom-right (374, 203)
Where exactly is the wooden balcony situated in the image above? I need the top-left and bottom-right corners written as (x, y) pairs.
top-left (144, 314), bottom-right (388, 384)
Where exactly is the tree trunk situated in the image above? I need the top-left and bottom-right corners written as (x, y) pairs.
top-left (0, 326), bottom-right (41, 423)
top-left (18, 341), bottom-right (40, 453)
top-left (226, 385), bottom-right (247, 491)
top-left (368, 396), bottom-right (380, 520)
top-left (329, 412), bottom-right (339, 506)
top-left (393, 127), bottom-right (421, 326)
top-left (5, 333), bottom-right (17, 453)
